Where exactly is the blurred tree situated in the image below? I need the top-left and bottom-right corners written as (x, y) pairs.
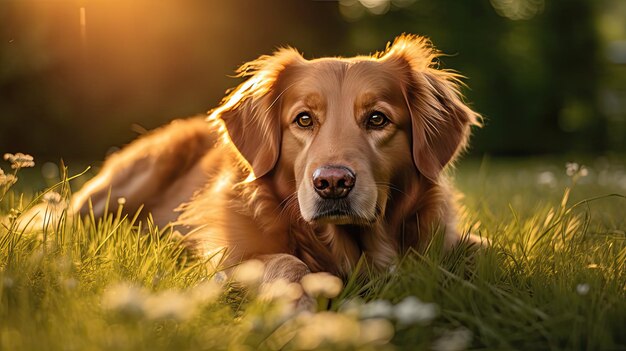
top-left (0, 0), bottom-right (620, 161)
top-left (341, 0), bottom-right (609, 156)
top-left (0, 0), bottom-right (348, 161)
top-left (537, 0), bottom-right (606, 152)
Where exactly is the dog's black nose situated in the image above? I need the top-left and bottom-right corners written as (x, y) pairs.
top-left (312, 166), bottom-right (356, 199)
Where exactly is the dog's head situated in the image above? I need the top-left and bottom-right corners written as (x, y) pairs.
top-left (211, 34), bottom-right (480, 226)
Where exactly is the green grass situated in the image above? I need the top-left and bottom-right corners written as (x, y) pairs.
top-left (1, 156), bottom-right (625, 351)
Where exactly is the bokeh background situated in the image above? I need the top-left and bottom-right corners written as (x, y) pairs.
top-left (1, 0), bottom-right (625, 162)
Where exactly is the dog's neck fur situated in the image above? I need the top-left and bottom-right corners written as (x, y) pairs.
top-left (387, 170), bottom-right (447, 252)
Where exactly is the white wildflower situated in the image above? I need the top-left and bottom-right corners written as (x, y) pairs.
top-left (358, 318), bottom-right (395, 345)
top-left (4, 153), bottom-right (34, 169)
top-left (270, 299), bottom-right (301, 324)
top-left (0, 168), bottom-right (17, 187)
top-left (144, 289), bottom-right (196, 321)
top-left (295, 312), bottom-right (360, 349)
top-left (393, 296), bottom-right (438, 326)
top-left (537, 171), bottom-right (557, 187)
top-left (213, 271), bottom-right (227, 284)
top-left (565, 162), bottom-right (588, 178)
top-left (42, 191), bottom-right (62, 206)
top-left (300, 272), bottom-right (343, 299)
top-left (359, 299), bottom-right (394, 319)
top-left (259, 278), bottom-right (303, 302)
top-left (190, 280), bottom-right (222, 304)
top-left (432, 327), bottom-right (473, 351)
top-left (576, 283), bottom-right (590, 296)
top-left (102, 282), bottom-right (146, 316)
top-left (338, 298), bottom-right (364, 316)
top-left (566, 162), bottom-right (579, 177)
top-left (233, 259), bottom-right (265, 286)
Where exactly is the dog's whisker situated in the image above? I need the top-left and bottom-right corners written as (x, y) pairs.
top-left (373, 182), bottom-right (409, 196)
top-left (276, 192), bottom-right (299, 221)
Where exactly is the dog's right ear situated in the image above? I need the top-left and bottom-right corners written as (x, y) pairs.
top-left (209, 49), bottom-right (304, 179)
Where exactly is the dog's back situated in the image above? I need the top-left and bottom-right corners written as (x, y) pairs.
top-left (71, 118), bottom-right (218, 227)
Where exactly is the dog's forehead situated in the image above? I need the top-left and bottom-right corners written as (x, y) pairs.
top-left (284, 58), bottom-right (404, 103)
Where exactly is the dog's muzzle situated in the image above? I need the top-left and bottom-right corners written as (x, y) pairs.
top-left (312, 166), bottom-right (356, 199)
top-left (310, 165), bottom-right (364, 223)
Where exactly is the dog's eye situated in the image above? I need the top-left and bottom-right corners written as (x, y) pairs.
top-left (295, 112), bottom-right (314, 128)
top-left (367, 111), bottom-right (389, 129)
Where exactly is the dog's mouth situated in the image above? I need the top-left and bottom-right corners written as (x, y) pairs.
top-left (310, 199), bottom-right (376, 225)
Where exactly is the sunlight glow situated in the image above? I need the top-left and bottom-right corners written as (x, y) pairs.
top-left (243, 172), bottom-right (257, 184)
top-left (490, 0), bottom-right (544, 20)
top-left (79, 7), bottom-right (86, 42)
top-left (339, 0), bottom-right (417, 20)
top-left (212, 174), bottom-right (231, 194)
top-left (206, 68), bottom-right (274, 182)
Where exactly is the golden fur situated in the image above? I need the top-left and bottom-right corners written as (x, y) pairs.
top-left (60, 34), bottom-right (482, 282)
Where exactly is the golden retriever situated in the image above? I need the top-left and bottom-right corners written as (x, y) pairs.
top-left (64, 34), bottom-right (482, 283)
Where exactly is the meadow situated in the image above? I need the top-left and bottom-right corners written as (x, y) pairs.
top-left (1, 154), bottom-right (625, 351)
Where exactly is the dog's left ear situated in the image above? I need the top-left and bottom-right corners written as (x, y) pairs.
top-left (209, 48), bottom-right (304, 179)
top-left (382, 35), bottom-right (481, 181)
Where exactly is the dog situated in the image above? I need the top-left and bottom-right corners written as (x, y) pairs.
top-left (51, 34), bottom-right (483, 284)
